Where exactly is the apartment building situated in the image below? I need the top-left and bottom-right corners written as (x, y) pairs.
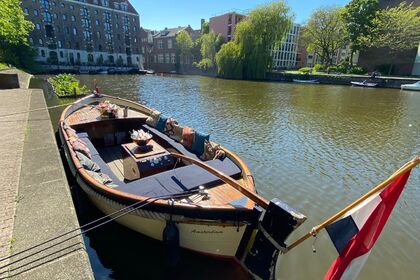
top-left (209, 11), bottom-right (245, 42)
top-left (149, 26), bottom-right (197, 73)
top-left (22, 0), bottom-right (142, 68)
top-left (271, 24), bottom-right (300, 70)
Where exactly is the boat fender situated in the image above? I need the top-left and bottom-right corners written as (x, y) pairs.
top-left (162, 220), bottom-right (180, 267)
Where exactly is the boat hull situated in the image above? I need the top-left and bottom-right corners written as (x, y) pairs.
top-left (350, 81), bottom-right (378, 87)
top-left (401, 85), bottom-right (420, 91)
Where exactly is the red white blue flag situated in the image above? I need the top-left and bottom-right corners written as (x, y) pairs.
top-left (324, 171), bottom-right (411, 280)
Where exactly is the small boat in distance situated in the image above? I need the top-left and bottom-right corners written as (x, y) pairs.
top-left (98, 69), bottom-right (108, 75)
top-left (401, 81), bottom-right (420, 91)
top-left (350, 80), bottom-right (378, 87)
top-left (293, 79), bottom-right (320, 84)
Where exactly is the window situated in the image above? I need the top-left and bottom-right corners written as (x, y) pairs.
top-left (94, 10), bottom-right (98, 15)
top-left (157, 54), bottom-right (164, 63)
top-left (53, 13), bottom-right (57, 19)
top-left (83, 30), bottom-right (92, 40)
top-left (95, 19), bottom-right (99, 26)
top-left (154, 55), bottom-right (157, 63)
top-left (40, 0), bottom-right (50, 9)
top-left (39, 38), bottom-right (43, 45)
top-left (65, 27), bottom-right (69, 34)
top-left (167, 39), bottom-right (172, 49)
top-left (72, 28), bottom-right (77, 35)
top-left (103, 11), bottom-right (111, 21)
top-left (57, 40), bottom-right (62, 48)
top-left (23, 8), bottom-right (28, 14)
top-left (81, 18), bottom-right (90, 28)
top-left (41, 49), bottom-right (45, 57)
top-left (34, 9), bottom-right (38, 16)
top-left (88, 54), bottom-right (94, 62)
top-left (80, 7), bottom-right (89, 17)
top-left (121, 3), bottom-right (128, 11)
top-left (71, 15), bottom-right (75, 22)
top-left (123, 25), bottom-right (129, 33)
top-left (70, 5), bottom-right (74, 10)
top-left (98, 44), bottom-right (102, 51)
top-left (60, 51), bottom-right (63, 58)
top-left (104, 22), bottom-right (111, 31)
top-left (157, 40), bottom-right (163, 49)
top-left (165, 53), bottom-right (170, 63)
top-left (101, 0), bottom-right (109, 7)
top-left (108, 55), bottom-right (114, 63)
top-left (60, 3), bottom-right (64, 8)
top-left (43, 12), bottom-right (52, 23)
top-left (115, 23), bottom-right (119, 28)
top-left (114, 2), bottom-right (119, 9)
top-left (96, 31), bottom-right (101, 39)
top-left (170, 53), bottom-right (175, 63)
top-left (36, 23), bottom-right (41, 30)
top-left (133, 26), bottom-right (137, 32)
top-left (105, 33), bottom-right (112, 41)
top-left (29, 37), bottom-right (33, 44)
top-left (62, 14), bottom-right (67, 20)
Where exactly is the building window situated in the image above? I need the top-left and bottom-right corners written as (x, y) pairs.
top-left (62, 14), bottom-right (67, 20)
top-left (104, 22), bottom-right (111, 31)
top-left (81, 18), bottom-right (90, 28)
top-left (83, 30), bottom-right (92, 40)
top-left (71, 15), bottom-right (75, 22)
top-left (60, 51), bottom-right (63, 58)
top-left (29, 37), bottom-right (33, 44)
top-left (41, 49), bottom-right (45, 57)
top-left (96, 31), bottom-right (101, 39)
top-left (72, 28), bottom-right (77, 35)
top-left (101, 0), bottom-right (109, 7)
top-left (170, 53), bottom-right (175, 63)
top-left (95, 19), bottom-right (99, 26)
top-left (108, 55), bottom-right (114, 63)
top-left (57, 40), bottom-right (62, 48)
top-left (39, 38), bottom-right (43, 45)
top-left (70, 5), bottom-right (74, 10)
top-left (43, 12), bottom-right (52, 23)
top-left (60, 2), bottom-right (64, 8)
top-left (80, 7), bottom-right (89, 17)
top-left (34, 9), bottom-right (38, 16)
top-left (88, 54), bottom-right (94, 63)
top-left (40, 0), bottom-right (50, 9)
top-left (158, 54), bottom-right (164, 63)
top-left (165, 53), bottom-right (170, 63)
top-left (133, 26), bottom-right (137, 32)
top-left (157, 40), bottom-right (163, 49)
top-left (121, 3), bottom-right (128, 11)
top-left (23, 8), bottom-right (28, 14)
top-left (114, 2), bottom-right (119, 9)
top-left (94, 10), bottom-right (98, 15)
top-left (153, 55), bottom-right (156, 63)
top-left (167, 39), bottom-right (172, 49)
top-left (36, 23), bottom-right (41, 30)
top-left (103, 11), bottom-right (111, 21)
top-left (115, 23), bottom-right (119, 28)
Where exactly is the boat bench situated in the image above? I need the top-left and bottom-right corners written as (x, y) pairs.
top-left (76, 132), bottom-right (242, 197)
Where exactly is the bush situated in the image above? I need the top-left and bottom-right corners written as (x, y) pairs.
top-left (215, 42), bottom-right (243, 79)
top-left (337, 61), bottom-right (350, 74)
top-left (347, 66), bottom-right (367, 75)
top-left (48, 74), bottom-right (89, 97)
top-left (313, 64), bottom-right (325, 72)
top-left (298, 67), bottom-right (312, 74)
top-left (327, 66), bottom-right (339, 73)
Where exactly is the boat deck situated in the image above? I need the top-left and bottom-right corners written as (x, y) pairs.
top-left (97, 145), bottom-right (255, 209)
top-left (65, 105), bottom-right (147, 126)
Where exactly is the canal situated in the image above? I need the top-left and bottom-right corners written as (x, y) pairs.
top-left (34, 74), bottom-right (419, 279)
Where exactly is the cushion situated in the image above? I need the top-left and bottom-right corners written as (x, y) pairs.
top-left (76, 151), bottom-right (101, 172)
top-left (66, 128), bottom-right (78, 139)
top-left (200, 140), bottom-right (221, 161)
top-left (155, 115), bottom-right (168, 132)
top-left (86, 170), bottom-right (113, 184)
top-left (192, 131), bottom-right (209, 156)
top-left (145, 110), bottom-right (161, 127)
top-left (71, 140), bottom-right (92, 159)
top-left (181, 126), bottom-right (195, 149)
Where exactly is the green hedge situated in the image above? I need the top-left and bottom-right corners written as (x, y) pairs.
top-left (48, 74), bottom-right (89, 97)
top-left (298, 67), bottom-right (311, 73)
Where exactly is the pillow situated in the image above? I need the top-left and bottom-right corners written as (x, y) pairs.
top-left (170, 124), bottom-right (184, 142)
top-left (86, 170), bottom-right (113, 185)
top-left (71, 140), bottom-right (92, 159)
top-left (192, 131), bottom-right (209, 156)
top-left (164, 118), bottom-right (178, 135)
top-left (181, 126), bottom-right (195, 149)
top-left (200, 140), bottom-right (221, 161)
top-left (66, 128), bottom-right (78, 139)
top-left (76, 151), bottom-right (101, 172)
top-left (145, 110), bottom-right (161, 127)
top-left (155, 115), bottom-right (168, 132)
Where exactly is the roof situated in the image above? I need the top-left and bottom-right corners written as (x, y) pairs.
top-left (153, 27), bottom-right (187, 38)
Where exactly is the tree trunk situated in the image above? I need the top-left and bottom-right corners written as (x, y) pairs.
top-left (350, 50), bottom-right (354, 67)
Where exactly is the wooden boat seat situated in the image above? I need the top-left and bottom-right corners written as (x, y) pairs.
top-left (76, 132), bottom-right (243, 197)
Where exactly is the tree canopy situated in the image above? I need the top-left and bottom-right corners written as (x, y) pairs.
top-left (371, 2), bottom-right (420, 53)
top-left (216, 1), bottom-right (292, 79)
top-left (302, 7), bottom-right (347, 67)
top-left (342, 0), bottom-right (379, 64)
top-left (0, 0), bottom-right (33, 46)
top-left (195, 31), bottom-right (224, 71)
top-left (176, 30), bottom-right (193, 65)
top-left (215, 42), bottom-right (243, 79)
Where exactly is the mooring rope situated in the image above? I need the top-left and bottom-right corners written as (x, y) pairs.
top-left (0, 190), bottom-right (198, 275)
top-left (0, 102), bottom-right (80, 119)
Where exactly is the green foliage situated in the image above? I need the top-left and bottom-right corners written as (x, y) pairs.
top-left (201, 21), bottom-right (209, 34)
top-left (337, 60), bottom-right (350, 73)
top-left (327, 66), bottom-right (338, 73)
top-left (176, 30), bottom-right (193, 65)
top-left (0, 62), bottom-right (7, 69)
top-left (347, 66), bottom-right (367, 74)
top-left (48, 74), bottom-right (89, 97)
top-left (215, 42), bottom-right (243, 79)
top-left (0, 0), bottom-right (34, 46)
top-left (342, 0), bottom-right (379, 59)
top-left (313, 64), bottom-right (325, 72)
top-left (195, 31), bottom-right (224, 71)
top-left (0, 43), bottom-right (39, 72)
top-left (371, 2), bottom-right (420, 53)
top-left (303, 7), bottom-right (347, 67)
top-left (235, 1), bottom-right (292, 79)
top-left (298, 67), bottom-right (311, 73)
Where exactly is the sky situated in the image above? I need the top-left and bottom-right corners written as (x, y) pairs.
top-left (131, 0), bottom-right (351, 30)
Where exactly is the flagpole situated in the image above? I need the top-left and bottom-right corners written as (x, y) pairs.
top-left (286, 156), bottom-right (420, 252)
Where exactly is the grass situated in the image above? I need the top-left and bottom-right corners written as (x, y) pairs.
top-left (0, 62), bottom-right (8, 69)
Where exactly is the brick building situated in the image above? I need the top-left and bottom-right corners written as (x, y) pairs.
top-left (209, 11), bottom-right (245, 42)
top-left (149, 26), bottom-right (198, 73)
top-left (22, 0), bottom-right (142, 68)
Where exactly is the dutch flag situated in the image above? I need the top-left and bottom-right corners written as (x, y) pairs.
top-left (324, 171), bottom-right (411, 280)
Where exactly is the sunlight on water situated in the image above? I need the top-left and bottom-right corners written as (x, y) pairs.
top-left (41, 74), bottom-right (420, 279)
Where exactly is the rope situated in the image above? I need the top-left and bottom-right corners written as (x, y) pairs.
top-left (0, 190), bottom-right (198, 274)
top-left (0, 102), bottom-right (82, 119)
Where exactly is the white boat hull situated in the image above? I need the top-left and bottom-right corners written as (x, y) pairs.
top-left (350, 81), bottom-right (377, 87)
top-left (401, 83), bottom-right (420, 91)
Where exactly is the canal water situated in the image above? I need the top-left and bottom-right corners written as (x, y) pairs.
top-left (34, 74), bottom-right (419, 279)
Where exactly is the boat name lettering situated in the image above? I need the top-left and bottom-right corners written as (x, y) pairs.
top-left (191, 229), bottom-right (223, 234)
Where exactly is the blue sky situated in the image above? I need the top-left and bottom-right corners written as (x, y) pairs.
top-left (131, 0), bottom-right (351, 30)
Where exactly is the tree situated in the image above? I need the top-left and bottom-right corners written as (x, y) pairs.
top-left (235, 1), bottom-right (292, 79)
top-left (0, 0), bottom-right (34, 66)
top-left (371, 2), bottom-right (420, 74)
top-left (303, 7), bottom-right (347, 67)
top-left (215, 42), bottom-right (243, 79)
top-left (201, 21), bottom-right (209, 35)
top-left (342, 0), bottom-right (379, 65)
top-left (195, 31), bottom-right (224, 71)
top-left (176, 30), bottom-right (193, 66)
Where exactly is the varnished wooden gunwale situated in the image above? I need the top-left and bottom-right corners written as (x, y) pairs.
top-left (59, 94), bottom-right (258, 214)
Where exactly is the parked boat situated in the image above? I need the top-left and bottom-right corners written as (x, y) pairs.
top-left (350, 81), bottom-right (378, 87)
top-left (401, 81), bottom-right (420, 91)
top-left (78, 69), bottom-right (90, 75)
top-left (98, 69), bottom-right (108, 75)
top-left (138, 69), bottom-right (147, 75)
top-left (293, 79), bottom-right (320, 84)
top-left (146, 70), bottom-right (155, 75)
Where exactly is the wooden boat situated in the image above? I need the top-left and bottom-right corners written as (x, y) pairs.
top-left (292, 79), bottom-right (320, 84)
top-left (59, 93), bottom-right (306, 277)
top-left (401, 81), bottom-right (420, 91)
top-left (350, 81), bottom-right (378, 87)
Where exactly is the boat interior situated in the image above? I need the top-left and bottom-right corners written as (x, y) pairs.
top-left (63, 98), bottom-right (255, 209)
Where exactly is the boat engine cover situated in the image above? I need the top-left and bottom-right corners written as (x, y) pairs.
top-left (244, 198), bottom-right (306, 279)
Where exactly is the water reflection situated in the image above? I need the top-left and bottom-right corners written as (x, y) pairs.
top-left (36, 74), bottom-right (420, 279)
